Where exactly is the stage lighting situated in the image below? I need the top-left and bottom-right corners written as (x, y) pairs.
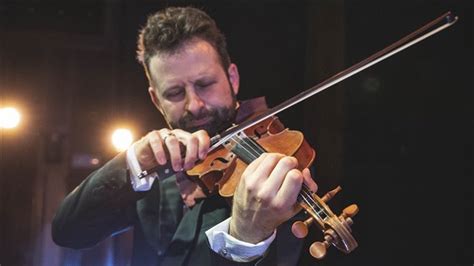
top-left (112, 128), bottom-right (133, 152)
top-left (0, 107), bottom-right (21, 129)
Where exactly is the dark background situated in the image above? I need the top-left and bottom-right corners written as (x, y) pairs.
top-left (0, 0), bottom-right (472, 265)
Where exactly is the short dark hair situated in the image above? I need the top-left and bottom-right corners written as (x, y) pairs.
top-left (137, 7), bottom-right (231, 82)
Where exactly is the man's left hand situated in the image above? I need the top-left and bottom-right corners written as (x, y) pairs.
top-left (229, 153), bottom-right (317, 244)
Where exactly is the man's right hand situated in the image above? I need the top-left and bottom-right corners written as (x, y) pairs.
top-left (133, 129), bottom-right (210, 172)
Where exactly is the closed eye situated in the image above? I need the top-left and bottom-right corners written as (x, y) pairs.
top-left (195, 80), bottom-right (216, 90)
top-left (164, 87), bottom-right (185, 101)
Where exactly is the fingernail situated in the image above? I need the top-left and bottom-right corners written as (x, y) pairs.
top-left (175, 163), bottom-right (184, 172)
top-left (183, 163), bottom-right (190, 170)
top-left (158, 157), bottom-right (166, 165)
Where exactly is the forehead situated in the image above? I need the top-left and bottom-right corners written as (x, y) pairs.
top-left (148, 39), bottom-right (224, 90)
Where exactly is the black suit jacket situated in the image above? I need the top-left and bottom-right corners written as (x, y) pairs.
top-left (52, 98), bottom-right (316, 265)
top-left (52, 152), bottom-right (315, 265)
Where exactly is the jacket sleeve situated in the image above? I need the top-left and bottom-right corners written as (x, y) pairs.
top-left (52, 152), bottom-right (147, 249)
top-left (208, 211), bottom-right (308, 266)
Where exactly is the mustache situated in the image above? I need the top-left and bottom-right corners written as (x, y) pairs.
top-left (175, 106), bottom-right (236, 136)
top-left (180, 108), bottom-right (213, 124)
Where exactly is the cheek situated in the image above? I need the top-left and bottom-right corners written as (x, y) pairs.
top-left (162, 102), bottom-right (184, 122)
top-left (205, 86), bottom-right (234, 108)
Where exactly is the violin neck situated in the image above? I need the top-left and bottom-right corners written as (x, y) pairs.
top-left (225, 132), bottom-right (266, 164)
top-left (298, 184), bottom-right (329, 221)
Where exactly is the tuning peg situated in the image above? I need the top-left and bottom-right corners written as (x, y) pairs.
top-left (310, 234), bottom-right (334, 260)
top-left (310, 240), bottom-right (329, 259)
top-left (310, 229), bottom-right (337, 259)
top-left (321, 186), bottom-right (342, 202)
top-left (338, 204), bottom-right (358, 228)
top-left (342, 204), bottom-right (359, 218)
top-left (291, 216), bottom-right (314, 238)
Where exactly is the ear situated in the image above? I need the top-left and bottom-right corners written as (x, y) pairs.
top-left (148, 86), bottom-right (163, 114)
top-left (227, 63), bottom-right (240, 95)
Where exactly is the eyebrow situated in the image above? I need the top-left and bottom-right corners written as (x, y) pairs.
top-left (194, 76), bottom-right (215, 83)
top-left (159, 80), bottom-right (184, 92)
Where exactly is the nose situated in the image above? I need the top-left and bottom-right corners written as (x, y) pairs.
top-left (185, 89), bottom-right (205, 116)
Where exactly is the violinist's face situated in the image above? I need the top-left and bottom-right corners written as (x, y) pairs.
top-left (148, 38), bottom-right (240, 136)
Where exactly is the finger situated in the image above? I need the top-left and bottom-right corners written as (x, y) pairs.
top-left (134, 137), bottom-right (154, 168)
top-left (195, 130), bottom-right (210, 160)
top-left (259, 156), bottom-right (298, 199)
top-left (246, 153), bottom-right (284, 191)
top-left (182, 134), bottom-right (198, 170)
top-left (168, 129), bottom-right (200, 170)
top-left (169, 128), bottom-right (187, 139)
top-left (302, 168), bottom-right (318, 193)
top-left (148, 131), bottom-right (167, 165)
top-left (163, 132), bottom-right (183, 171)
top-left (241, 153), bottom-right (269, 183)
top-left (274, 168), bottom-right (304, 209)
top-left (237, 153), bottom-right (269, 196)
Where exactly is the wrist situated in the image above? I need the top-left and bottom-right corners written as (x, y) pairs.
top-left (229, 217), bottom-right (273, 244)
top-left (206, 217), bottom-right (276, 262)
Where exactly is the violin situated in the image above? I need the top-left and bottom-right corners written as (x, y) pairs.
top-left (137, 12), bottom-right (457, 259)
top-left (189, 115), bottom-right (359, 259)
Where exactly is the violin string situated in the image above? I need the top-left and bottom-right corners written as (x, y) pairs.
top-left (230, 137), bottom-right (260, 164)
top-left (298, 191), bottom-right (325, 221)
top-left (230, 134), bottom-right (261, 160)
top-left (300, 185), bottom-right (329, 219)
top-left (297, 187), bottom-right (314, 209)
top-left (229, 133), bottom-right (329, 219)
top-left (232, 133), bottom-right (265, 161)
top-left (298, 186), bottom-right (318, 211)
top-left (238, 133), bottom-right (266, 156)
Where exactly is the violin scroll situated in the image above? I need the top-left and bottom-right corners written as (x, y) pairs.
top-left (292, 186), bottom-right (359, 259)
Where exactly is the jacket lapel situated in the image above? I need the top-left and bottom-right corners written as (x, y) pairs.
top-left (136, 175), bottom-right (183, 255)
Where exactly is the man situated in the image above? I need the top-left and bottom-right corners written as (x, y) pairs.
top-left (52, 6), bottom-right (318, 265)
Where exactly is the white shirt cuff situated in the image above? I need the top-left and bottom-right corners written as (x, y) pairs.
top-left (205, 217), bottom-right (276, 262)
top-left (126, 143), bottom-right (157, 191)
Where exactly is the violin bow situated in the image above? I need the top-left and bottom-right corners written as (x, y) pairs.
top-left (138, 12), bottom-right (457, 180)
top-left (210, 11), bottom-right (458, 151)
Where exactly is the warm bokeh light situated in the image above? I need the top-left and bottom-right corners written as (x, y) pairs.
top-left (90, 158), bottom-right (100, 165)
top-left (112, 128), bottom-right (133, 152)
top-left (0, 107), bottom-right (21, 129)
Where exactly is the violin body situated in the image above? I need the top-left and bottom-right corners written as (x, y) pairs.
top-left (187, 116), bottom-right (315, 197)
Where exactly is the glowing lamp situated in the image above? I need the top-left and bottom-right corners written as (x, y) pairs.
top-left (112, 128), bottom-right (133, 152)
top-left (0, 107), bottom-right (21, 129)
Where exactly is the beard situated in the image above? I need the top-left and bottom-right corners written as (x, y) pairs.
top-left (170, 104), bottom-right (237, 136)
top-left (165, 82), bottom-right (238, 136)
